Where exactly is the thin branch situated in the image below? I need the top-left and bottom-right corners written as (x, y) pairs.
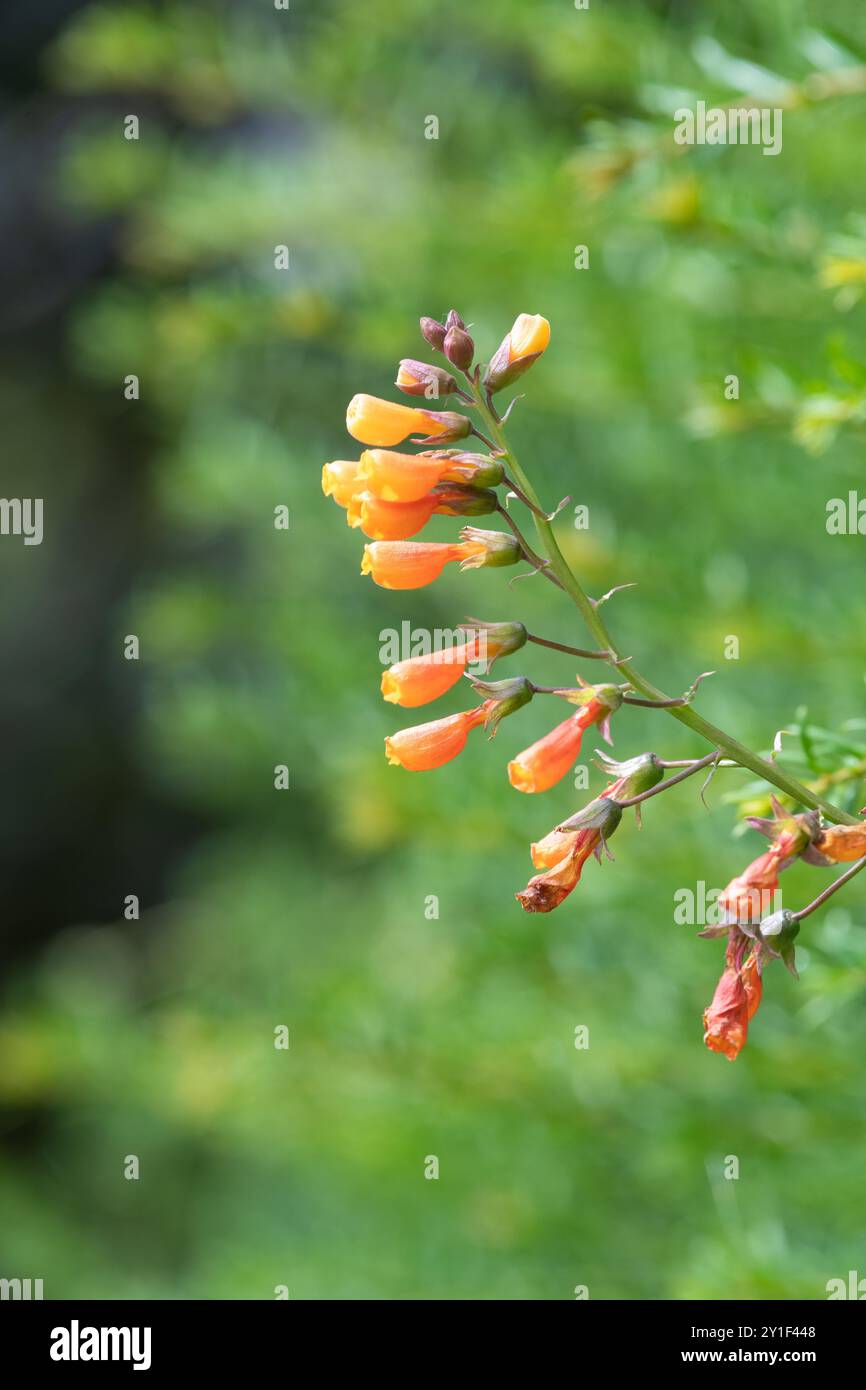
top-left (615, 752), bottom-right (723, 808)
top-left (793, 855), bottom-right (866, 922)
top-left (526, 631), bottom-right (613, 661)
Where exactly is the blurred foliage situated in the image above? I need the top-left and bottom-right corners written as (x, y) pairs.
top-left (2, 0), bottom-right (866, 1300)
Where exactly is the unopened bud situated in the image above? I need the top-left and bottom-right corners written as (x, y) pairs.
top-left (468, 674), bottom-right (534, 736)
top-left (420, 316), bottom-right (447, 350)
top-left (443, 324), bottom-right (474, 370)
top-left (396, 359), bottom-right (459, 399)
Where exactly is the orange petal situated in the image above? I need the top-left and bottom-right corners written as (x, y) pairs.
top-left (384, 705), bottom-right (488, 771)
top-left (507, 712), bottom-right (584, 794)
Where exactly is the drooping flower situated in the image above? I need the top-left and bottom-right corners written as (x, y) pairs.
top-left (361, 531), bottom-right (520, 590)
top-left (814, 822), bottom-right (866, 863)
top-left (381, 621), bottom-right (526, 708)
top-left (517, 797), bottom-right (622, 912)
top-left (385, 702), bottom-right (494, 772)
top-left (321, 459), bottom-right (363, 508)
top-left (346, 484), bottom-right (497, 541)
top-left (346, 394), bottom-right (470, 447)
top-left (718, 823), bottom-right (808, 925)
top-left (507, 685), bottom-right (622, 794)
top-left (703, 937), bottom-right (763, 1061)
top-left (356, 448), bottom-right (503, 503)
top-left (484, 314), bottom-right (551, 392)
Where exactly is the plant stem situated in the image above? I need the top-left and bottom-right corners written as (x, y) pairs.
top-left (794, 854), bottom-right (866, 921)
top-left (616, 752), bottom-right (720, 808)
top-left (468, 380), bottom-right (858, 826)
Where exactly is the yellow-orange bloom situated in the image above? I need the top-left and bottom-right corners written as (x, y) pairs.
top-left (508, 313), bottom-right (551, 362)
top-left (321, 459), bottom-right (363, 508)
top-left (357, 449), bottom-right (454, 503)
top-left (815, 823), bottom-right (866, 863)
top-left (484, 313), bottom-right (551, 391)
top-left (356, 449), bottom-right (504, 504)
top-left (507, 699), bottom-right (607, 795)
top-left (347, 490), bottom-right (438, 541)
top-left (703, 952), bottom-right (762, 1061)
top-left (385, 702), bottom-right (493, 772)
top-left (381, 639), bottom-right (483, 707)
top-left (361, 539), bottom-right (485, 590)
top-left (346, 395), bottom-right (468, 447)
top-left (530, 826), bottom-right (579, 871)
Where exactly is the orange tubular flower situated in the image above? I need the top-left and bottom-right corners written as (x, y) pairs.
top-left (517, 798), bottom-right (622, 913)
top-left (357, 449), bottom-right (455, 503)
top-left (703, 949), bottom-right (763, 1062)
top-left (385, 702), bottom-right (493, 772)
top-left (382, 639), bottom-right (483, 708)
top-left (321, 459), bottom-right (363, 508)
top-left (484, 313), bottom-right (551, 392)
top-left (346, 395), bottom-right (470, 447)
top-left (815, 823), bottom-right (866, 863)
top-left (357, 448), bottom-right (504, 503)
top-left (508, 699), bottom-right (608, 795)
top-left (347, 490), bottom-right (438, 541)
top-left (362, 531), bottom-right (518, 590)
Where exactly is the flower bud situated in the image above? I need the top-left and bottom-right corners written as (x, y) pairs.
top-left (457, 527), bottom-right (521, 569)
top-left (556, 795), bottom-right (623, 839)
top-left (756, 909), bottom-right (800, 977)
top-left (443, 324), bottom-right (474, 371)
top-left (430, 483), bottom-right (499, 518)
top-left (444, 309), bottom-right (465, 330)
top-left (396, 359), bottom-right (459, 400)
top-left (420, 316), bottom-right (447, 351)
top-left (457, 618), bottom-right (527, 671)
top-left (467, 674), bottom-right (534, 736)
top-left (483, 313), bottom-right (551, 393)
top-left (594, 749), bottom-right (664, 800)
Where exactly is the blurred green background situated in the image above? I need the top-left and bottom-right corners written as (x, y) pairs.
top-left (2, 0), bottom-right (866, 1300)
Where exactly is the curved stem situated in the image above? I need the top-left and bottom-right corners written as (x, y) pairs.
top-left (470, 382), bottom-right (858, 826)
top-left (794, 855), bottom-right (866, 921)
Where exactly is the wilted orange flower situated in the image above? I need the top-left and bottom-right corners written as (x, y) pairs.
top-left (484, 314), bottom-right (551, 391)
top-left (385, 702), bottom-right (493, 772)
top-left (815, 823), bottom-right (866, 863)
top-left (321, 459), bottom-right (363, 508)
top-left (718, 829), bottom-right (803, 924)
top-left (346, 394), bottom-right (469, 447)
top-left (518, 797), bottom-right (622, 912)
top-left (703, 949), bottom-right (763, 1061)
top-left (507, 699), bottom-right (609, 795)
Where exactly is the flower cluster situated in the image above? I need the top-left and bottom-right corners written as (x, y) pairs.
top-left (323, 308), bottom-right (866, 1062)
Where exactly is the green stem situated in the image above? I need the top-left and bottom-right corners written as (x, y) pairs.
top-left (469, 381), bottom-right (858, 826)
